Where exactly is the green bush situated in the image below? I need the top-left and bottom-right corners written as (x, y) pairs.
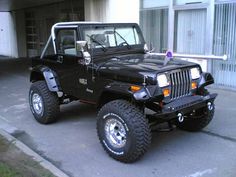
top-left (0, 162), bottom-right (22, 177)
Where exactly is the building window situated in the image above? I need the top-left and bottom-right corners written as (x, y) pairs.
top-left (25, 11), bottom-right (38, 57)
top-left (141, 0), bottom-right (170, 8)
top-left (140, 9), bottom-right (168, 52)
top-left (174, 9), bottom-right (206, 54)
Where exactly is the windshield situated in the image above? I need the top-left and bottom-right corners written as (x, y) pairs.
top-left (81, 26), bottom-right (142, 51)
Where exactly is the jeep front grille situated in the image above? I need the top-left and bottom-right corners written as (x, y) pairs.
top-left (169, 69), bottom-right (191, 100)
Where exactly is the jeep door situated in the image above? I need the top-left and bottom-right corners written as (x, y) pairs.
top-left (50, 28), bottom-right (90, 100)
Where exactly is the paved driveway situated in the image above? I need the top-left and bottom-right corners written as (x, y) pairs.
top-left (0, 58), bottom-right (236, 177)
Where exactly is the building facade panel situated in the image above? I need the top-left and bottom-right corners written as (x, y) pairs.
top-left (212, 2), bottom-right (236, 87)
top-left (140, 8), bottom-right (168, 52)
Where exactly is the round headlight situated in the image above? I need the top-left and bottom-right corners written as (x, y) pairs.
top-left (190, 68), bottom-right (200, 79)
top-left (157, 74), bottom-right (169, 87)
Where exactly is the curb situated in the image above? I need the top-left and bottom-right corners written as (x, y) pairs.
top-left (0, 129), bottom-right (70, 177)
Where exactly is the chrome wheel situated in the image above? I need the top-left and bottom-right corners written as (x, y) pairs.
top-left (32, 93), bottom-right (43, 115)
top-left (104, 118), bottom-right (127, 148)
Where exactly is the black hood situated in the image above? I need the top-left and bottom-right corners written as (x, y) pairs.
top-left (95, 53), bottom-right (199, 84)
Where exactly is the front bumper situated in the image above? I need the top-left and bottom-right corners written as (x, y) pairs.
top-left (148, 93), bottom-right (217, 120)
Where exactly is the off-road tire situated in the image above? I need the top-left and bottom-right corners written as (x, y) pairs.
top-left (29, 81), bottom-right (59, 124)
top-left (176, 105), bottom-right (214, 132)
top-left (97, 100), bottom-right (151, 163)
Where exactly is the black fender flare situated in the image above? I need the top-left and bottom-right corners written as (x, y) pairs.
top-left (30, 66), bottom-right (61, 92)
top-left (99, 82), bottom-right (152, 104)
top-left (198, 72), bottom-right (214, 89)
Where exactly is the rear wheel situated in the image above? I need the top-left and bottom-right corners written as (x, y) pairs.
top-left (97, 100), bottom-right (151, 163)
top-left (29, 81), bottom-right (59, 124)
top-left (176, 103), bottom-right (215, 132)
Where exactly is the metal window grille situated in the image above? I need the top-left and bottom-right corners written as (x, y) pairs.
top-left (212, 3), bottom-right (236, 88)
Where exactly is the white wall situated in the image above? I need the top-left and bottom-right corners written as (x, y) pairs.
top-left (0, 12), bottom-right (18, 58)
top-left (85, 0), bottom-right (139, 23)
top-left (107, 0), bottom-right (139, 23)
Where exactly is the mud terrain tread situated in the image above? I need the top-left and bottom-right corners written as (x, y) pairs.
top-left (29, 81), bottom-right (59, 124)
top-left (97, 99), bottom-right (151, 163)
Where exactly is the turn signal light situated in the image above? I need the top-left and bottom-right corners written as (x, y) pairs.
top-left (191, 82), bottom-right (197, 89)
top-left (163, 88), bottom-right (170, 97)
top-left (130, 85), bottom-right (141, 92)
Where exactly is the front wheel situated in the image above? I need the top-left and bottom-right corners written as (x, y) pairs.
top-left (29, 81), bottom-right (59, 124)
top-left (176, 103), bottom-right (215, 132)
top-left (97, 100), bottom-right (151, 163)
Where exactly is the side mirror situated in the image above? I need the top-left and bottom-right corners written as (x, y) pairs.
top-left (76, 41), bottom-right (91, 65)
top-left (76, 41), bottom-right (88, 52)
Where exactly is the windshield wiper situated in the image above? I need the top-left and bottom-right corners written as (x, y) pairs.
top-left (86, 35), bottom-right (107, 52)
top-left (114, 30), bottom-right (131, 49)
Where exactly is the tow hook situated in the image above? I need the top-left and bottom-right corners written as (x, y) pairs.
top-left (207, 102), bottom-right (213, 111)
top-left (177, 113), bottom-right (184, 123)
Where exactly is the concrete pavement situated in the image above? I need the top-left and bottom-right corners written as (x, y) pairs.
top-left (0, 58), bottom-right (236, 177)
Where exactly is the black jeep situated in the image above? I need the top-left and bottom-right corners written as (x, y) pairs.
top-left (29, 22), bottom-right (217, 163)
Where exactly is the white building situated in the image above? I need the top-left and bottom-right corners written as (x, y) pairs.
top-left (0, 0), bottom-right (235, 89)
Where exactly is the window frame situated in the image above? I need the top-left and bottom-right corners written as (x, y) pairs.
top-left (55, 28), bottom-right (78, 55)
top-left (81, 25), bottom-right (143, 49)
top-left (78, 23), bottom-right (145, 56)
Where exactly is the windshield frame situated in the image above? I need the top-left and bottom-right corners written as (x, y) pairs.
top-left (78, 23), bottom-right (146, 56)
